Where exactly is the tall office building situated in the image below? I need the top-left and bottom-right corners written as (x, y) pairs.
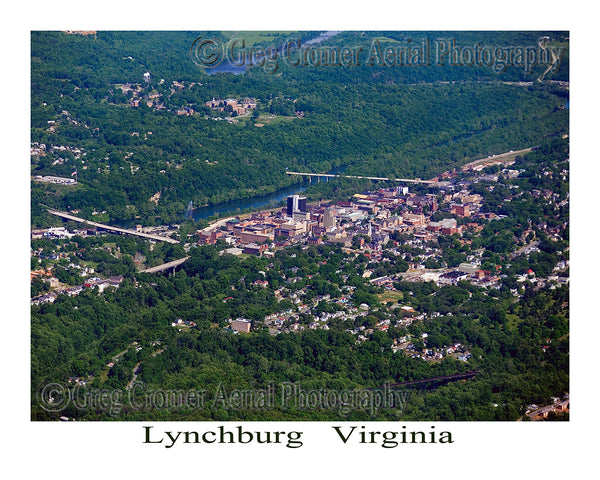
top-left (287, 195), bottom-right (307, 216)
top-left (298, 196), bottom-right (307, 213)
top-left (323, 206), bottom-right (337, 229)
top-left (286, 196), bottom-right (295, 216)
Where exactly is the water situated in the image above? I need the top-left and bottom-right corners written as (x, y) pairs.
top-left (190, 165), bottom-right (346, 220)
top-left (191, 183), bottom-right (308, 220)
top-left (206, 31), bottom-right (341, 75)
top-left (207, 62), bottom-right (247, 75)
top-left (303, 31), bottom-right (341, 45)
top-left (196, 30), bottom-right (345, 218)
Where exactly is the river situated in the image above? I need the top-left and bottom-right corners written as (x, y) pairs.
top-left (193, 30), bottom-right (343, 219)
top-left (206, 30), bottom-right (341, 75)
top-left (190, 165), bottom-right (346, 220)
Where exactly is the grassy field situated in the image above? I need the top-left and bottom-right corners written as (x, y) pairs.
top-left (377, 290), bottom-right (404, 304)
top-left (252, 114), bottom-right (297, 127)
top-left (221, 31), bottom-right (295, 46)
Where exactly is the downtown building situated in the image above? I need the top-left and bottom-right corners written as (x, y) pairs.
top-left (286, 195), bottom-right (307, 217)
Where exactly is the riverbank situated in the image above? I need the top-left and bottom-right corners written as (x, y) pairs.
top-left (461, 147), bottom-right (533, 170)
top-left (198, 202), bottom-right (294, 234)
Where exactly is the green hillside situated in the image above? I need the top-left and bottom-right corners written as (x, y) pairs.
top-left (31, 31), bottom-right (568, 227)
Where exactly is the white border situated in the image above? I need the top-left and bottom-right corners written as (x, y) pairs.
top-left (5, 1), bottom-right (597, 477)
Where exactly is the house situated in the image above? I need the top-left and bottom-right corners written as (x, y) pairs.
top-left (108, 275), bottom-right (124, 286)
top-left (31, 292), bottom-right (57, 305)
top-left (231, 319), bottom-right (252, 333)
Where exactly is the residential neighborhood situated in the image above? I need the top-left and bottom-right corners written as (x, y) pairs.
top-left (32, 145), bottom-right (569, 375)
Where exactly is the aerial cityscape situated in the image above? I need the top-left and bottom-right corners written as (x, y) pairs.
top-left (31, 31), bottom-right (569, 422)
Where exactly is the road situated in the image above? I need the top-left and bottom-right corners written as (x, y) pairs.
top-left (197, 216), bottom-right (237, 234)
top-left (46, 208), bottom-right (180, 244)
top-left (139, 256), bottom-right (190, 273)
top-left (526, 399), bottom-right (569, 420)
top-left (126, 362), bottom-right (142, 390)
top-left (462, 147), bottom-right (533, 170)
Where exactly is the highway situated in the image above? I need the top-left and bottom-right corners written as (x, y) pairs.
top-left (138, 256), bottom-right (190, 273)
top-left (461, 147), bottom-right (533, 170)
top-left (197, 215), bottom-right (237, 234)
top-left (46, 208), bottom-right (181, 244)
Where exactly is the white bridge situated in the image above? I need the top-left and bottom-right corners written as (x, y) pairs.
top-left (285, 171), bottom-right (439, 185)
top-left (46, 208), bottom-right (181, 244)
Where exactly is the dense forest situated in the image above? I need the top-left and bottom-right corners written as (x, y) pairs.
top-left (31, 31), bottom-right (568, 227)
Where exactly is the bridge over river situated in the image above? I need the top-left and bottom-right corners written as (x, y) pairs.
top-left (46, 208), bottom-right (181, 244)
top-left (286, 171), bottom-right (443, 186)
